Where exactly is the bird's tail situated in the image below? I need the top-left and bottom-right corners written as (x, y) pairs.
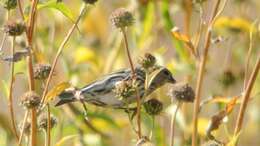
top-left (55, 90), bottom-right (76, 106)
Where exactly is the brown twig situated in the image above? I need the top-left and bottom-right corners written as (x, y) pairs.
top-left (191, 1), bottom-right (222, 146)
top-left (234, 55), bottom-right (260, 135)
top-left (46, 104), bottom-right (51, 146)
top-left (40, 4), bottom-right (87, 104)
top-left (121, 28), bottom-right (142, 139)
top-left (18, 110), bottom-right (29, 145)
top-left (17, 0), bottom-right (25, 21)
top-left (170, 101), bottom-right (182, 146)
top-left (8, 36), bottom-right (19, 141)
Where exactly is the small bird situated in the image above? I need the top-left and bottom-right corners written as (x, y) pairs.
top-left (55, 66), bottom-right (176, 109)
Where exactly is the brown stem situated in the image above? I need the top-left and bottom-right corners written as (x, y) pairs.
top-left (18, 110), bottom-right (29, 145)
top-left (184, 0), bottom-right (192, 36)
top-left (26, 0), bottom-right (39, 146)
top-left (234, 55), bottom-right (260, 135)
top-left (8, 36), bottom-right (19, 141)
top-left (46, 104), bottom-right (51, 146)
top-left (191, 1), bottom-right (221, 146)
top-left (170, 101), bottom-right (182, 146)
top-left (40, 4), bottom-right (87, 104)
top-left (17, 0), bottom-right (25, 21)
top-left (121, 28), bottom-right (142, 139)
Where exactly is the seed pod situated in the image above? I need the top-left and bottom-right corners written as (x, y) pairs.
top-left (114, 80), bottom-right (136, 101)
top-left (143, 98), bottom-right (163, 115)
top-left (138, 53), bottom-right (156, 71)
top-left (110, 8), bottom-right (134, 29)
top-left (19, 121), bottom-right (31, 136)
top-left (82, 0), bottom-right (98, 4)
top-left (4, 21), bottom-right (26, 36)
top-left (33, 63), bottom-right (51, 80)
top-left (38, 114), bottom-right (57, 131)
top-left (170, 84), bottom-right (195, 102)
top-left (20, 91), bottom-right (41, 109)
top-left (2, 0), bottom-right (17, 10)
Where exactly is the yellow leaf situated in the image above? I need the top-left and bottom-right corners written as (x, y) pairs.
top-left (226, 96), bottom-right (238, 114)
top-left (73, 47), bottom-right (96, 64)
top-left (171, 27), bottom-right (190, 43)
top-left (214, 16), bottom-right (255, 33)
top-left (45, 82), bottom-right (71, 103)
top-left (55, 135), bottom-right (78, 146)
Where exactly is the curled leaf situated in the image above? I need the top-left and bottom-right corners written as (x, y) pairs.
top-left (45, 82), bottom-right (71, 103)
top-left (206, 96), bottom-right (238, 144)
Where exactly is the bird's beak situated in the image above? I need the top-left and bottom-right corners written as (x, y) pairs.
top-left (169, 76), bottom-right (176, 84)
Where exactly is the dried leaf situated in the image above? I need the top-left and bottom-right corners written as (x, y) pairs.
top-left (171, 27), bottom-right (190, 43)
top-left (206, 96), bottom-right (238, 144)
top-left (45, 82), bottom-right (71, 103)
top-left (2, 49), bottom-right (29, 62)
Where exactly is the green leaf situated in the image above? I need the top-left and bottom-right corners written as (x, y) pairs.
top-left (55, 134), bottom-right (78, 146)
top-left (87, 112), bottom-right (120, 130)
top-left (37, 0), bottom-right (75, 22)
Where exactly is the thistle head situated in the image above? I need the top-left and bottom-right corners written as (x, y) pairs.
top-left (20, 91), bottom-right (41, 109)
top-left (143, 98), bottom-right (163, 115)
top-left (2, 0), bottom-right (17, 10)
top-left (114, 80), bottom-right (137, 101)
top-left (138, 53), bottom-right (156, 71)
top-left (33, 63), bottom-right (51, 80)
top-left (4, 21), bottom-right (26, 36)
top-left (110, 8), bottom-right (134, 29)
top-left (169, 83), bottom-right (195, 103)
top-left (38, 114), bottom-right (57, 131)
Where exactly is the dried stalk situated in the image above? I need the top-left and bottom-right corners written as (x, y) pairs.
top-left (121, 28), bottom-right (142, 139)
top-left (18, 110), bottom-right (29, 145)
top-left (8, 36), bottom-right (19, 140)
top-left (170, 101), bottom-right (182, 146)
top-left (234, 56), bottom-right (260, 135)
top-left (191, 1), bottom-right (222, 146)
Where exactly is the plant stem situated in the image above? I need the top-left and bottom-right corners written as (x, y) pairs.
top-left (234, 55), bottom-right (260, 135)
top-left (8, 36), bottom-right (19, 140)
top-left (121, 28), bottom-right (142, 139)
top-left (26, 0), bottom-right (39, 145)
top-left (17, 0), bottom-right (25, 21)
top-left (191, 1), bottom-right (221, 146)
top-left (46, 104), bottom-right (51, 146)
top-left (18, 110), bottom-right (29, 145)
top-left (170, 101), bottom-right (182, 146)
top-left (40, 4), bottom-right (87, 104)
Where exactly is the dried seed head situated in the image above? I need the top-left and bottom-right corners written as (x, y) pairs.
top-left (18, 121), bottom-right (31, 136)
top-left (4, 21), bottom-right (26, 36)
top-left (110, 8), bottom-right (134, 29)
top-left (138, 53), bottom-right (156, 71)
top-left (82, 0), bottom-right (98, 4)
top-left (170, 84), bottom-right (195, 102)
top-left (143, 98), bottom-right (163, 115)
top-left (114, 80), bottom-right (136, 101)
top-left (2, 0), bottom-right (17, 10)
top-left (33, 63), bottom-right (51, 80)
top-left (38, 114), bottom-right (57, 131)
top-left (219, 70), bottom-right (236, 88)
top-left (20, 91), bottom-right (41, 109)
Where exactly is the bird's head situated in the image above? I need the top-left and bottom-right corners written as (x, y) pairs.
top-left (148, 67), bottom-right (176, 90)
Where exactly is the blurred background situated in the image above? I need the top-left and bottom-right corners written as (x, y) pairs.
top-left (0, 0), bottom-right (260, 146)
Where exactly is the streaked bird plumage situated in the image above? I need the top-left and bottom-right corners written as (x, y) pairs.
top-left (55, 66), bottom-right (176, 108)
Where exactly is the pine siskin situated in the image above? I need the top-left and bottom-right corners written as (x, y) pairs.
top-left (56, 66), bottom-right (176, 109)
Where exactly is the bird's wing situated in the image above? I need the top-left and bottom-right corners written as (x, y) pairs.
top-left (80, 68), bottom-right (132, 96)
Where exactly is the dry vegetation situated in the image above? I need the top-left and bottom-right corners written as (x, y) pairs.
top-left (0, 0), bottom-right (259, 146)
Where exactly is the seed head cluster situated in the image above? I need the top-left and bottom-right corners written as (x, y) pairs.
top-left (82, 0), bottom-right (98, 4)
top-left (110, 8), bottom-right (134, 29)
top-left (38, 114), bottom-right (57, 131)
top-left (33, 63), bottom-right (51, 80)
top-left (20, 91), bottom-right (41, 109)
top-left (2, 0), bottom-right (17, 10)
top-left (143, 98), bottom-right (163, 115)
top-left (114, 80), bottom-right (137, 101)
top-left (138, 53), bottom-right (156, 71)
top-left (169, 84), bottom-right (195, 102)
top-left (4, 21), bottom-right (26, 36)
